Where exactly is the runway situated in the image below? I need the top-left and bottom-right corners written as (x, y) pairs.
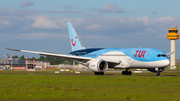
top-left (0, 69), bottom-right (180, 77)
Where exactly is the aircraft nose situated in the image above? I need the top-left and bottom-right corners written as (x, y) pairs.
top-left (164, 59), bottom-right (170, 66)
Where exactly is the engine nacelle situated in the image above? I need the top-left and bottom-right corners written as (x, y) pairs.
top-left (89, 59), bottom-right (108, 72)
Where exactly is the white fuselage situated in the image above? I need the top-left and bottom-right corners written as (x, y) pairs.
top-left (98, 51), bottom-right (169, 69)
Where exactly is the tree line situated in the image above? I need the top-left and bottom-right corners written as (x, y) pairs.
top-left (12, 55), bottom-right (74, 65)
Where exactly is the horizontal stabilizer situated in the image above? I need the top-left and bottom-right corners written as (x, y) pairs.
top-left (166, 51), bottom-right (174, 56)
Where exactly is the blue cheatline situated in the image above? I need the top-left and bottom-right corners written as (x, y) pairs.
top-left (69, 48), bottom-right (169, 62)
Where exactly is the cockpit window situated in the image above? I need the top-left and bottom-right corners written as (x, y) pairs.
top-left (157, 54), bottom-right (167, 57)
top-left (162, 54), bottom-right (166, 57)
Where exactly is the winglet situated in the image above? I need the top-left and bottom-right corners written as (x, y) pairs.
top-left (5, 48), bottom-right (21, 52)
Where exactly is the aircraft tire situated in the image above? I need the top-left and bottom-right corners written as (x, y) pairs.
top-left (128, 71), bottom-right (132, 75)
top-left (122, 71), bottom-right (132, 75)
top-left (155, 72), bottom-right (160, 76)
top-left (122, 71), bottom-right (125, 75)
top-left (94, 72), bottom-right (104, 75)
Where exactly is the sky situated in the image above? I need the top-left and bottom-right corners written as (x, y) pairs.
top-left (1, 0), bottom-right (180, 59)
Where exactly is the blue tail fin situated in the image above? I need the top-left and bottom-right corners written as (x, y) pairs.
top-left (67, 22), bottom-right (85, 51)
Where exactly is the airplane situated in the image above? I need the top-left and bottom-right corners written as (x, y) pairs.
top-left (5, 21), bottom-right (171, 76)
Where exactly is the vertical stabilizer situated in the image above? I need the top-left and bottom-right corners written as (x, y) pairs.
top-left (67, 22), bottom-right (85, 51)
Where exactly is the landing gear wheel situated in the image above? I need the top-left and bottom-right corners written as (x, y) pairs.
top-left (94, 72), bottom-right (104, 75)
top-left (128, 71), bottom-right (132, 75)
top-left (155, 72), bottom-right (160, 76)
top-left (122, 70), bottom-right (132, 75)
top-left (122, 71), bottom-right (125, 75)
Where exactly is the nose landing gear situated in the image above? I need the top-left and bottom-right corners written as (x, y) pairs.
top-left (155, 68), bottom-right (160, 76)
top-left (155, 72), bottom-right (160, 76)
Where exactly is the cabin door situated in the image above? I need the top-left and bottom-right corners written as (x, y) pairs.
top-left (128, 52), bottom-right (134, 65)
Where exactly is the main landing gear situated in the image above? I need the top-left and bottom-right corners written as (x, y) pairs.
top-left (122, 69), bottom-right (132, 75)
top-left (94, 72), bottom-right (104, 75)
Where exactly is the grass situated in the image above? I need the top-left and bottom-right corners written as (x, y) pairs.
top-left (0, 67), bottom-right (180, 101)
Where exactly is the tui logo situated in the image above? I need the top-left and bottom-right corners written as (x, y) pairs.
top-left (135, 50), bottom-right (146, 58)
top-left (71, 36), bottom-right (77, 46)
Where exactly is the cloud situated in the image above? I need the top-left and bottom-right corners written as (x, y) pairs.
top-left (1, 21), bottom-right (10, 25)
top-left (19, 1), bottom-right (34, 7)
top-left (0, 10), bottom-right (175, 39)
top-left (1, 8), bottom-right (180, 58)
top-left (30, 15), bottom-right (63, 29)
top-left (0, 8), bottom-right (81, 17)
top-left (60, 5), bottom-right (78, 9)
top-left (0, 8), bottom-right (38, 16)
top-left (97, 4), bottom-right (125, 13)
top-left (0, 8), bottom-right (177, 43)
top-left (86, 24), bottom-right (100, 29)
top-left (152, 10), bottom-right (157, 15)
top-left (42, 10), bottom-right (82, 13)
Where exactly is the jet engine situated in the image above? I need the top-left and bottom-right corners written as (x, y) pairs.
top-left (89, 59), bottom-right (108, 72)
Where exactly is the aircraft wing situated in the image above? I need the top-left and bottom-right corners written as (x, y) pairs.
top-left (5, 48), bottom-right (121, 64)
top-left (5, 48), bottom-right (92, 62)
